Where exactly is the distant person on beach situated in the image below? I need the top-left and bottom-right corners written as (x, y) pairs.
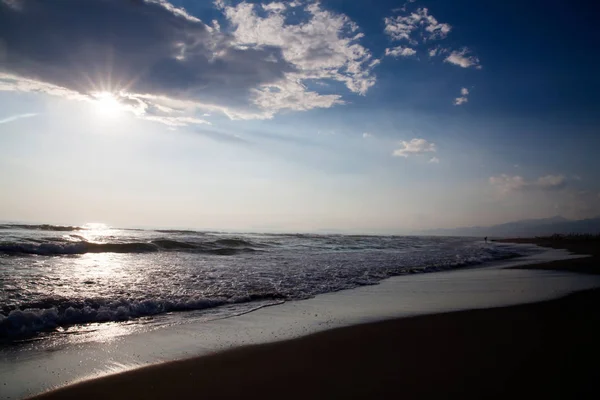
top-left (484, 236), bottom-right (488, 243)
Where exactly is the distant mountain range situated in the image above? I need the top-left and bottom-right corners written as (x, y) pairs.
top-left (420, 216), bottom-right (600, 237)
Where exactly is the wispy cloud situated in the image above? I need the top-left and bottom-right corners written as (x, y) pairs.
top-left (0, 113), bottom-right (37, 124)
top-left (382, 5), bottom-right (481, 72)
top-left (429, 157), bottom-right (440, 164)
top-left (489, 174), bottom-right (567, 193)
top-left (454, 87), bottom-right (469, 105)
top-left (444, 48), bottom-right (481, 69)
top-left (384, 7), bottom-right (451, 43)
top-left (393, 138), bottom-right (436, 157)
top-left (385, 46), bottom-right (417, 58)
top-left (362, 132), bottom-right (373, 138)
top-left (536, 174), bottom-right (567, 189)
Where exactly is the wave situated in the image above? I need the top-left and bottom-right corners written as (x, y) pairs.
top-left (0, 224), bottom-right (83, 232)
top-left (0, 238), bottom-right (263, 256)
top-left (0, 242), bottom-right (534, 338)
top-left (0, 242), bottom-right (158, 255)
top-left (154, 229), bottom-right (203, 234)
top-left (213, 238), bottom-right (257, 247)
top-left (0, 293), bottom-right (287, 338)
top-left (0, 250), bottom-right (524, 338)
top-left (0, 295), bottom-right (282, 338)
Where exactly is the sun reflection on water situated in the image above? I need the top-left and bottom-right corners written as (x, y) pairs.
top-left (64, 222), bottom-right (114, 243)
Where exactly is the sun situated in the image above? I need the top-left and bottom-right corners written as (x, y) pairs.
top-left (93, 92), bottom-right (123, 117)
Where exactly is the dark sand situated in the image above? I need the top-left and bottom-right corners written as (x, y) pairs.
top-left (32, 239), bottom-right (600, 400)
top-left (497, 236), bottom-right (599, 275)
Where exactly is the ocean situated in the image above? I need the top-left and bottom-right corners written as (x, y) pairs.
top-left (0, 223), bottom-right (537, 342)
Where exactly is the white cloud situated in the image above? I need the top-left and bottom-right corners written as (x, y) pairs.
top-left (489, 174), bottom-right (567, 193)
top-left (393, 138), bottom-right (436, 157)
top-left (251, 80), bottom-right (344, 117)
top-left (222, 1), bottom-right (377, 99)
top-left (0, 112), bottom-right (37, 124)
top-left (362, 132), bottom-right (373, 138)
top-left (429, 157), bottom-right (440, 164)
top-left (423, 14), bottom-right (451, 40)
top-left (444, 48), bottom-right (481, 69)
top-left (383, 6), bottom-right (481, 70)
top-left (262, 2), bottom-right (287, 12)
top-left (0, 0), bottom-right (377, 124)
top-left (384, 8), bottom-right (451, 43)
top-left (385, 46), bottom-right (417, 58)
top-left (453, 87), bottom-right (469, 105)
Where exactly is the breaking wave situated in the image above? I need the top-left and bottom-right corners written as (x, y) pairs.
top-left (0, 238), bottom-right (262, 256)
top-left (0, 225), bottom-right (542, 340)
top-left (0, 295), bottom-right (285, 338)
top-left (0, 224), bottom-right (83, 232)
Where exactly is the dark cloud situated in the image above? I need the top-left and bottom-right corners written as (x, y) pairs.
top-left (0, 0), bottom-right (294, 115)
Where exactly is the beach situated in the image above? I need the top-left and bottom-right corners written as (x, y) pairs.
top-left (27, 238), bottom-right (600, 400)
top-left (32, 289), bottom-right (600, 399)
top-left (3, 0), bottom-right (599, 398)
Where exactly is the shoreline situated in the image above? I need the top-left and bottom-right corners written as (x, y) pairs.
top-left (28, 240), bottom-right (600, 399)
top-left (32, 288), bottom-right (600, 399)
top-left (496, 236), bottom-right (599, 275)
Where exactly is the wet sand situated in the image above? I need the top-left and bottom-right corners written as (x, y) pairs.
top-left (31, 239), bottom-right (600, 399)
top-left (32, 289), bottom-right (600, 399)
top-left (497, 236), bottom-right (599, 275)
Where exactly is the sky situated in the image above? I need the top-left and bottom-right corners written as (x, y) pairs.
top-left (0, 0), bottom-right (599, 233)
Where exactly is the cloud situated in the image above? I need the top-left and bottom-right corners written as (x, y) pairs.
top-left (262, 2), bottom-right (287, 12)
top-left (489, 174), bottom-right (567, 193)
top-left (362, 132), bottom-right (373, 138)
top-left (393, 138), bottom-right (436, 157)
top-left (536, 174), bottom-right (567, 190)
top-left (429, 157), bottom-right (440, 164)
top-left (221, 1), bottom-right (377, 100)
top-left (453, 87), bottom-right (469, 105)
top-left (382, 6), bottom-right (481, 70)
top-left (144, 116), bottom-right (211, 127)
top-left (444, 48), bottom-right (481, 69)
top-left (0, 112), bottom-right (37, 124)
top-left (0, 0), bottom-right (377, 124)
top-left (383, 8), bottom-right (451, 43)
top-left (489, 175), bottom-right (527, 192)
top-left (385, 46), bottom-right (417, 58)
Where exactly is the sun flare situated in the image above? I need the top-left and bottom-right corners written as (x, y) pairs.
top-left (93, 92), bottom-right (122, 117)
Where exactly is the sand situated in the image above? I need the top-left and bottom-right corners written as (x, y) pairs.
top-left (30, 238), bottom-right (600, 400)
top-left (498, 236), bottom-right (599, 275)
top-left (31, 288), bottom-right (600, 399)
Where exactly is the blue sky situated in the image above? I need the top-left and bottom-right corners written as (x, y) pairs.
top-left (0, 0), bottom-right (599, 233)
